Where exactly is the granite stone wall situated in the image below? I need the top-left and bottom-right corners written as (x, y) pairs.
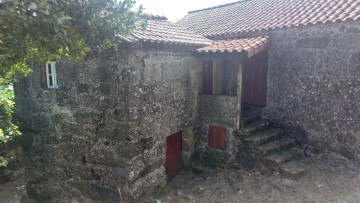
top-left (193, 95), bottom-right (240, 169)
top-left (14, 48), bottom-right (198, 202)
top-left (198, 95), bottom-right (238, 128)
top-left (262, 21), bottom-right (360, 161)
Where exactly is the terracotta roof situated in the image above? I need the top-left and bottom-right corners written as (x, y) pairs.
top-left (197, 36), bottom-right (268, 58)
top-left (177, 0), bottom-right (360, 37)
top-left (121, 15), bottom-right (212, 46)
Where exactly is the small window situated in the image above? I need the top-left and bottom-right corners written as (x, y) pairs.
top-left (45, 61), bottom-right (58, 88)
top-left (208, 125), bottom-right (226, 150)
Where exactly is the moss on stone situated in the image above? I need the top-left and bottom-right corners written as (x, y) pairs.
top-left (191, 146), bottom-right (231, 169)
top-left (136, 137), bottom-right (154, 153)
top-left (192, 167), bottom-right (205, 175)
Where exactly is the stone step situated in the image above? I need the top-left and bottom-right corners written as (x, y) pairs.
top-left (240, 111), bottom-right (261, 127)
top-left (265, 148), bottom-right (303, 167)
top-left (258, 138), bottom-right (296, 156)
top-left (239, 120), bottom-right (270, 137)
top-left (279, 162), bottom-right (307, 180)
top-left (245, 128), bottom-right (282, 146)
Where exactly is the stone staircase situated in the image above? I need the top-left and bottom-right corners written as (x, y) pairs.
top-left (236, 106), bottom-right (306, 178)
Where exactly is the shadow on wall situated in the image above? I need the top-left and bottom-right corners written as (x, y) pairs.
top-left (269, 120), bottom-right (309, 146)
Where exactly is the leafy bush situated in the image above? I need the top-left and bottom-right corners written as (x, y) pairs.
top-left (0, 0), bottom-right (145, 85)
top-left (0, 86), bottom-right (21, 167)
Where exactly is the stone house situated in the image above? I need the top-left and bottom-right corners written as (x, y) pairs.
top-left (15, 0), bottom-right (360, 202)
top-left (178, 0), bottom-right (360, 167)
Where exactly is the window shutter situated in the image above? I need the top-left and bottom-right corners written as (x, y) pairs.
top-left (208, 126), bottom-right (226, 150)
top-left (41, 63), bottom-right (48, 88)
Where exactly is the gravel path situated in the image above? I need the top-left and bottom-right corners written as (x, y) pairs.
top-left (0, 176), bottom-right (25, 203)
top-left (1, 153), bottom-right (360, 203)
top-left (144, 153), bottom-right (360, 203)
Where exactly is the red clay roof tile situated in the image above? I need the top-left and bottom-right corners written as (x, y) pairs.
top-left (178, 0), bottom-right (360, 38)
top-left (197, 36), bottom-right (268, 58)
top-left (121, 15), bottom-right (212, 46)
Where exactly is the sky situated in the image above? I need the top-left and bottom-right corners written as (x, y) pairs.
top-left (134, 0), bottom-right (238, 22)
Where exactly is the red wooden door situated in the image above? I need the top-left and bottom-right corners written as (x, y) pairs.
top-left (164, 131), bottom-right (182, 180)
top-left (208, 126), bottom-right (226, 150)
top-left (242, 51), bottom-right (268, 106)
top-left (202, 60), bottom-right (213, 95)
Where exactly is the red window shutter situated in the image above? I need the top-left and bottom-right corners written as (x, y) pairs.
top-left (41, 63), bottom-right (48, 88)
top-left (208, 126), bottom-right (225, 150)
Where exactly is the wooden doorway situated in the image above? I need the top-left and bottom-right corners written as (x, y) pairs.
top-left (164, 131), bottom-right (182, 180)
top-left (242, 51), bottom-right (268, 106)
top-left (202, 60), bottom-right (213, 95)
top-left (208, 126), bottom-right (226, 150)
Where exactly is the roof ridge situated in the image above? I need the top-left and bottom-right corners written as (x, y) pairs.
top-left (143, 14), bottom-right (168, 20)
top-left (188, 0), bottom-right (250, 14)
top-left (123, 14), bottom-right (213, 46)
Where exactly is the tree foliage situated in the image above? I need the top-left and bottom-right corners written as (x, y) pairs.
top-left (0, 86), bottom-right (20, 166)
top-left (0, 86), bottom-right (20, 141)
top-left (0, 0), bottom-right (145, 84)
top-left (0, 0), bottom-right (145, 167)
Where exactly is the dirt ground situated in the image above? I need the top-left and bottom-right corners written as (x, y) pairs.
top-left (147, 152), bottom-right (360, 203)
top-left (1, 152), bottom-right (360, 203)
top-left (0, 176), bottom-right (26, 203)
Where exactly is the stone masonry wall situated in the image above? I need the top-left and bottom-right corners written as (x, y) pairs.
top-left (192, 95), bottom-right (239, 169)
top-left (14, 48), bottom-right (198, 202)
top-left (199, 95), bottom-right (238, 128)
top-left (261, 21), bottom-right (360, 161)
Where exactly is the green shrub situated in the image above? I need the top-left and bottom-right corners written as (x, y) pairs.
top-left (0, 86), bottom-right (21, 167)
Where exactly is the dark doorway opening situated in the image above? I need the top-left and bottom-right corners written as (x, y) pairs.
top-left (202, 60), bottom-right (213, 95)
top-left (242, 51), bottom-right (268, 106)
top-left (164, 131), bottom-right (182, 180)
top-left (221, 59), bottom-right (238, 96)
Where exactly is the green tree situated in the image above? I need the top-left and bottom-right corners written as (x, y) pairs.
top-left (0, 86), bottom-right (20, 167)
top-left (0, 0), bottom-right (145, 166)
top-left (0, 0), bottom-right (145, 84)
